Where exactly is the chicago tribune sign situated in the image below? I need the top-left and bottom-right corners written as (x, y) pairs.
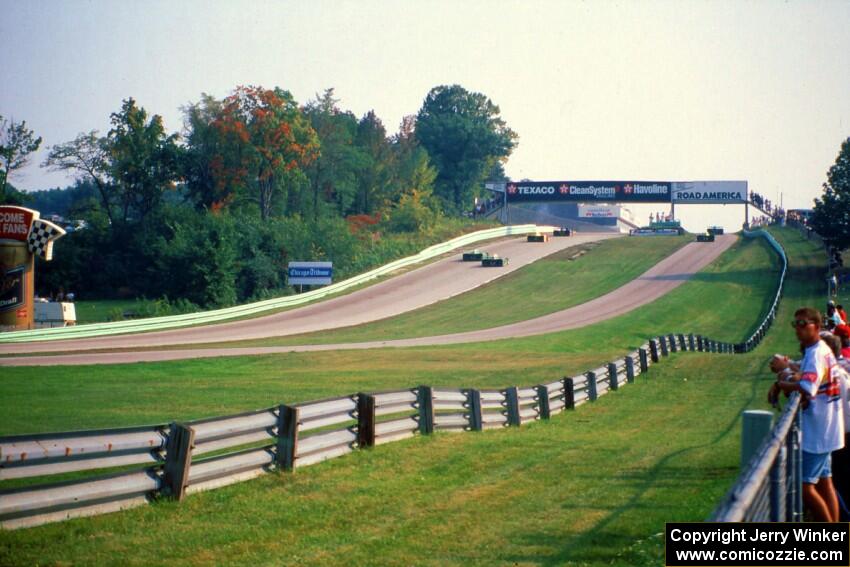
top-left (504, 180), bottom-right (746, 204)
top-left (288, 261), bottom-right (333, 286)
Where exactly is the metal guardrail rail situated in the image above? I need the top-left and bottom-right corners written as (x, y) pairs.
top-left (0, 229), bottom-right (790, 529)
top-left (0, 224), bottom-right (558, 343)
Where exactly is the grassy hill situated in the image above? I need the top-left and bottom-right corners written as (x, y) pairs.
top-left (0, 227), bottom-right (823, 566)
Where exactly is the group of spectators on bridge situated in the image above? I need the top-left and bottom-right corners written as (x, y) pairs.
top-left (470, 196), bottom-right (502, 217)
top-left (768, 302), bottom-right (850, 522)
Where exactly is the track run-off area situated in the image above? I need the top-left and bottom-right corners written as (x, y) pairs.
top-left (0, 233), bottom-right (735, 366)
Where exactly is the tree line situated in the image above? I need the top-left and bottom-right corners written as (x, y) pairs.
top-left (0, 85), bottom-right (516, 308)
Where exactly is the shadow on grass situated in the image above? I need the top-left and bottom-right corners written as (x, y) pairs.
top-left (504, 370), bottom-right (765, 566)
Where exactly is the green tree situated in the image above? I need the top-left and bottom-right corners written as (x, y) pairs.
top-left (43, 131), bottom-right (117, 226)
top-left (414, 85), bottom-right (517, 213)
top-left (0, 115), bottom-right (42, 203)
top-left (354, 110), bottom-right (393, 216)
top-left (181, 94), bottom-right (228, 211)
top-left (304, 89), bottom-right (365, 219)
top-left (811, 136), bottom-right (850, 250)
top-left (45, 99), bottom-right (181, 227)
top-left (107, 98), bottom-right (182, 223)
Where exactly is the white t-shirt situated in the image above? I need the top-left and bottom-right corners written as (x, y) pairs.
top-left (798, 340), bottom-right (845, 453)
top-left (837, 362), bottom-right (850, 433)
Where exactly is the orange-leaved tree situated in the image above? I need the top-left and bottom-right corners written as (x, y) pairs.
top-left (212, 86), bottom-right (319, 220)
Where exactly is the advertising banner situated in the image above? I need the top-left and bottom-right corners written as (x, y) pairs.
top-left (288, 262), bottom-right (333, 286)
top-left (671, 181), bottom-right (748, 204)
top-left (505, 181), bottom-right (671, 203)
top-left (577, 204), bottom-right (620, 218)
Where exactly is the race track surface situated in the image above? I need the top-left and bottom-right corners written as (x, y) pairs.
top-left (0, 234), bottom-right (737, 366)
top-left (0, 232), bottom-right (619, 354)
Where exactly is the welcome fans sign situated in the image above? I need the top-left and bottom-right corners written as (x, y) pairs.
top-left (0, 206), bottom-right (65, 330)
top-left (504, 180), bottom-right (747, 204)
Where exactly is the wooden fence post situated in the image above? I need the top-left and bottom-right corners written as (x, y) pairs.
top-left (688, 333), bottom-right (696, 351)
top-left (607, 362), bottom-right (618, 391)
top-left (163, 422), bottom-right (195, 501)
top-left (586, 371), bottom-right (598, 402)
top-left (564, 377), bottom-right (575, 410)
top-left (467, 389), bottom-right (483, 431)
top-left (625, 356), bottom-right (635, 383)
top-left (668, 334), bottom-right (678, 353)
top-left (277, 404), bottom-right (299, 472)
top-left (357, 394), bottom-right (376, 448)
top-left (504, 387), bottom-right (520, 426)
top-left (678, 334), bottom-right (688, 351)
top-left (417, 385), bottom-right (434, 435)
top-left (697, 335), bottom-right (705, 352)
top-left (659, 336), bottom-right (669, 357)
top-left (649, 340), bottom-right (660, 363)
top-left (639, 347), bottom-right (649, 372)
top-left (536, 385), bottom-right (551, 419)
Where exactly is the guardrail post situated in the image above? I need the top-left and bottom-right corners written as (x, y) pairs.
top-left (688, 333), bottom-right (696, 351)
top-left (417, 385), bottom-right (434, 435)
top-left (625, 356), bottom-right (635, 383)
top-left (789, 410), bottom-right (803, 521)
top-left (649, 340), bottom-right (660, 363)
top-left (466, 389), bottom-right (483, 431)
top-left (277, 405), bottom-right (299, 472)
top-left (607, 362), bottom-right (618, 391)
top-left (741, 410), bottom-right (774, 468)
top-left (536, 385), bottom-right (550, 419)
top-left (770, 445), bottom-right (788, 522)
top-left (564, 377), bottom-right (575, 409)
top-left (163, 422), bottom-right (195, 501)
top-left (668, 334), bottom-right (678, 353)
top-left (357, 394), bottom-right (376, 448)
top-left (586, 371), bottom-right (598, 401)
top-left (639, 348), bottom-right (649, 372)
top-left (659, 336), bottom-right (669, 357)
top-left (504, 387), bottom-right (520, 426)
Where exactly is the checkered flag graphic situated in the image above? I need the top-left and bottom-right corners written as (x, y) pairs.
top-left (27, 219), bottom-right (66, 261)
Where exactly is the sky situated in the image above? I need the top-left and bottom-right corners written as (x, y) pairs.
top-left (2, 0), bottom-right (849, 232)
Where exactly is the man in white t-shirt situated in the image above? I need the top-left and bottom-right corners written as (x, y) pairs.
top-left (769, 307), bottom-right (844, 522)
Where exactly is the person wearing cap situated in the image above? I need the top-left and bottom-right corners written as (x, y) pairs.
top-left (768, 307), bottom-right (844, 522)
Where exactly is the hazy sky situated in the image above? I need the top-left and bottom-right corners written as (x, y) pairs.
top-left (2, 0), bottom-right (849, 230)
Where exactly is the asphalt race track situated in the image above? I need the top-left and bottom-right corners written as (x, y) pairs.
top-left (0, 234), bottom-right (737, 366)
top-left (0, 232), bottom-right (619, 354)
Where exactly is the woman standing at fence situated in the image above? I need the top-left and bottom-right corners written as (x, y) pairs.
top-left (768, 308), bottom-right (844, 522)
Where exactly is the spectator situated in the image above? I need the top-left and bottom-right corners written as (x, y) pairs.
top-left (768, 307), bottom-right (844, 522)
top-left (839, 305), bottom-right (849, 325)
top-left (827, 302), bottom-right (843, 329)
top-left (822, 332), bottom-right (850, 520)
top-left (835, 325), bottom-right (850, 359)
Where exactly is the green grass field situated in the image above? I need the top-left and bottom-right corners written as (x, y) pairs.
top-left (0, 227), bottom-right (826, 566)
top-left (72, 299), bottom-right (156, 324)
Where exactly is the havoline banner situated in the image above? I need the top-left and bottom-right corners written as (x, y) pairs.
top-left (671, 181), bottom-right (748, 204)
top-left (505, 181), bottom-right (671, 203)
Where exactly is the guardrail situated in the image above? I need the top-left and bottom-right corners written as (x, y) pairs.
top-left (0, 229), bottom-right (790, 529)
top-left (0, 224), bottom-right (558, 343)
top-left (709, 394), bottom-right (803, 521)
